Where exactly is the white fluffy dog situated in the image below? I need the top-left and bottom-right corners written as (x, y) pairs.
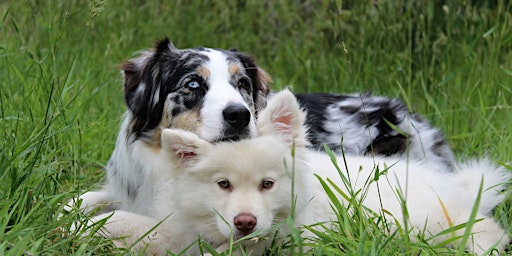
top-left (89, 90), bottom-right (510, 255)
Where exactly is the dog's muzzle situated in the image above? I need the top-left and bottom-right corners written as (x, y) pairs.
top-left (221, 103), bottom-right (251, 141)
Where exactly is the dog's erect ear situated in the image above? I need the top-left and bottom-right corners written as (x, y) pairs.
top-left (161, 129), bottom-right (212, 166)
top-left (257, 89), bottom-right (307, 146)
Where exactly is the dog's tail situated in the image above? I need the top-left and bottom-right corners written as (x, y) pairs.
top-left (453, 158), bottom-right (511, 215)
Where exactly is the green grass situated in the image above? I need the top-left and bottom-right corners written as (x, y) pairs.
top-left (1, 0), bottom-right (511, 255)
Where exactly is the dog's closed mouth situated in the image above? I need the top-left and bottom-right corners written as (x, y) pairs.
top-left (214, 132), bottom-right (252, 143)
top-left (215, 135), bottom-right (244, 143)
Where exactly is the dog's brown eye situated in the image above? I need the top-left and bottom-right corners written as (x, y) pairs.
top-left (217, 179), bottom-right (231, 190)
top-left (261, 179), bottom-right (274, 190)
top-left (237, 78), bottom-right (251, 93)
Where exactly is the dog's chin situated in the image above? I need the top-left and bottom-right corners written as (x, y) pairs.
top-left (233, 232), bottom-right (249, 241)
top-left (214, 133), bottom-right (251, 143)
top-left (233, 231), bottom-right (259, 242)
top-left (215, 136), bottom-right (242, 143)
top-left (234, 227), bottom-right (274, 242)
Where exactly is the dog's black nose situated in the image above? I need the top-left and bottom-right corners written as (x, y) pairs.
top-left (223, 104), bottom-right (250, 129)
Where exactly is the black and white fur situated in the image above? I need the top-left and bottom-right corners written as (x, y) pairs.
top-left (71, 38), bottom-right (455, 216)
top-left (296, 93), bottom-right (455, 169)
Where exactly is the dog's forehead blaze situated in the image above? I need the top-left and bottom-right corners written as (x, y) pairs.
top-left (202, 50), bottom-right (231, 78)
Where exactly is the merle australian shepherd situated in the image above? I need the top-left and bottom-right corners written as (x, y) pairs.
top-left (73, 37), bottom-right (455, 216)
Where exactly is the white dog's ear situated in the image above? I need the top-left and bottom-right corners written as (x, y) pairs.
top-left (257, 89), bottom-right (307, 146)
top-left (161, 129), bottom-right (211, 165)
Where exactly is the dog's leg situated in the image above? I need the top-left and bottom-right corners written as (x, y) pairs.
top-left (65, 190), bottom-right (118, 216)
top-left (90, 210), bottom-right (169, 255)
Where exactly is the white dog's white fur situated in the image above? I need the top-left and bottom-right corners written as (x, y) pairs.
top-left (89, 90), bottom-right (510, 255)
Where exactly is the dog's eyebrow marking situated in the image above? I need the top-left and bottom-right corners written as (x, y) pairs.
top-left (197, 66), bottom-right (210, 79)
top-left (228, 63), bottom-right (241, 76)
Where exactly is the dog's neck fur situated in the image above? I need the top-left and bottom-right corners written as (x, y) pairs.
top-left (105, 115), bottom-right (171, 215)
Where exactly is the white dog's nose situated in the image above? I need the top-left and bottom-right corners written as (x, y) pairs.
top-left (234, 213), bottom-right (257, 235)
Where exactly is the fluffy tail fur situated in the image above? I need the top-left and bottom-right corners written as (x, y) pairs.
top-left (453, 159), bottom-right (511, 215)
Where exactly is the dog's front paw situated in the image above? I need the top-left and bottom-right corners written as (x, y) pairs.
top-left (64, 190), bottom-right (118, 216)
top-left (89, 211), bottom-right (169, 255)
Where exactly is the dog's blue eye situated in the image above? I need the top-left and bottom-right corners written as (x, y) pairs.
top-left (261, 179), bottom-right (274, 190)
top-left (217, 179), bottom-right (231, 189)
top-left (187, 80), bottom-right (201, 89)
